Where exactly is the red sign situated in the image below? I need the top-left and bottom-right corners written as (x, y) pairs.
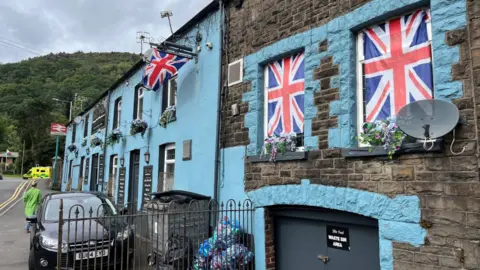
top-left (50, 123), bottom-right (67, 136)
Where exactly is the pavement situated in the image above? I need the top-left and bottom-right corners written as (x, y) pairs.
top-left (0, 177), bottom-right (53, 270)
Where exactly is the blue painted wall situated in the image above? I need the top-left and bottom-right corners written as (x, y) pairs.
top-left (62, 10), bottom-right (222, 210)
top-left (218, 146), bottom-right (247, 203)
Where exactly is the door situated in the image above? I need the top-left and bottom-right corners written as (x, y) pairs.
top-left (90, 154), bottom-right (99, 191)
top-left (273, 207), bottom-right (380, 270)
top-left (128, 150), bottom-right (140, 213)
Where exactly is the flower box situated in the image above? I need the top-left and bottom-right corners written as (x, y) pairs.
top-left (358, 118), bottom-right (405, 159)
top-left (130, 119), bottom-right (148, 136)
top-left (90, 136), bottom-right (103, 148)
top-left (159, 106), bottom-right (176, 128)
top-left (67, 144), bottom-right (77, 153)
top-left (106, 129), bottom-right (122, 146)
top-left (261, 133), bottom-right (297, 162)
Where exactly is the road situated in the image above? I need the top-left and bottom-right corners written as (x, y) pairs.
top-left (0, 178), bottom-right (52, 270)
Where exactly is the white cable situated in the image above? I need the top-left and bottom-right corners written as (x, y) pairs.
top-left (450, 128), bottom-right (466, 155)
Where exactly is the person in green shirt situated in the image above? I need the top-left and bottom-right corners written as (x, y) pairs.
top-left (23, 180), bottom-right (42, 233)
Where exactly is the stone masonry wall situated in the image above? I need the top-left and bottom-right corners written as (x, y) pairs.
top-left (224, 0), bottom-right (480, 269)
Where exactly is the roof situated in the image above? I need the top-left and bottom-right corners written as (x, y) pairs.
top-left (0, 152), bottom-right (19, 158)
top-left (67, 0), bottom-right (219, 127)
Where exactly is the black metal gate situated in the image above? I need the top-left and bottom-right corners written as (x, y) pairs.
top-left (54, 198), bottom-right (255, 270)
top-left (272, 207), bottom-right (380, 270)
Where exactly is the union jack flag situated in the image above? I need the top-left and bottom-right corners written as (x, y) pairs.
top-left (363, 9), bottom-right (432, 122)
top-left (266, 52), bottom-right (305, 136)
top-left (142, 48), bottom-right (189, 91)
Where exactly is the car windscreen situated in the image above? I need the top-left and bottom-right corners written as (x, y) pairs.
top-left (44, 196), bottom-right (117, 222)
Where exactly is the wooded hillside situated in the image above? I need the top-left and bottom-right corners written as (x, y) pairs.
top-left (0, 52), bottom-right (140, 172)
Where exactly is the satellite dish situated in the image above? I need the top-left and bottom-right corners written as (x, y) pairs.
top-left (73, 116), bottom-right (82, 124)
top-left (143, 48), bottom-right (154, 63)
top-left (397, 99), bottom-right (459, 140)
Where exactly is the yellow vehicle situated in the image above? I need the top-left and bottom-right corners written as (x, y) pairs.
top-left (22, 167), bottom-right (52, 179)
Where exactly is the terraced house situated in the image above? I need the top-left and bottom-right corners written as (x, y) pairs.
top-left (62, 2), bottom-right (223, 210)
top-left (60, 0), bottom-right (480, 269)
top-left (219, 0), bottom-right (480, 269)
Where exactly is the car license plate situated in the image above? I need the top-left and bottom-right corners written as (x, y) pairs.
top-left (75, 249), bottom-right (109, 260)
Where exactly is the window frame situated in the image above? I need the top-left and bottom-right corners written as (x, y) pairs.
top-left (137, 87), bottom-right (144, 120)
top-left (355, 10), bottom-right (433, 146)
top-left (113, 97), bottom-right (122, 129)
top-left (112, 155), bottom-right (118, 176)
top-left (263, 55), bottom-right (305, 151)
top-left (167, 76), bottom-right (178, 107)
top-left (162, 144), bottom-right (175, 191)
top-left (83, 114), bottom-right (89, 139)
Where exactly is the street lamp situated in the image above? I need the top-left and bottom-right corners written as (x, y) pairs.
top-left (52, 98), bottom-right (73, 121)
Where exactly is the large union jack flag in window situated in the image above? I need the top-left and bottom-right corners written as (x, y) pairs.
top-left (142, 48), bottom-right (189, 91)
top-left (363, 9), bottom-right (432, 122)
top-left (266, 52), bottom-right (305, 136)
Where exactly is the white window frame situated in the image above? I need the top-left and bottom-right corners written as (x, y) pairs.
top-left (355, 10), bottom-right (433, 146)
top-left (167, 77), bottom-right (177, 107)
top-left (81, 158), bottom-right (86, 178)
top-left (263, 59), bottom-right (304, 152)
top-left (163, 144), bottom-right (175, 191)
top-left (227, 59), bottom-right (244, 86)
top-left (137, 87), bottom-right (144, 120)
top-left (112, 155), bottom-right (118, 176)
top-left (116, 100), bottom-right (122, 128)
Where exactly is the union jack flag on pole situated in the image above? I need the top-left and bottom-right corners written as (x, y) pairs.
top-left (266, 52), bottom-right (305, 136)
top-left (363, 9), bottom-right (432, 122)
top-left (142, 48), bottom-right (189, 91)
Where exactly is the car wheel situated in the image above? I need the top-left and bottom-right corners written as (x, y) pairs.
top-left (28, 248), bottom-right (36, 270)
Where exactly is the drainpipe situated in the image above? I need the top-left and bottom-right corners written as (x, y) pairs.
top-left (101, 90), bottom-right (112, 193)
top-left (213, 0), bottom-right (224, 201)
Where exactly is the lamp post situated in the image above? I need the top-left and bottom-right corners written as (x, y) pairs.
top-left (52, 98), bottom-right (73, 121)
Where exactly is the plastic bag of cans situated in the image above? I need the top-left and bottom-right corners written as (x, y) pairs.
top-left (193, 216), bottom-right (254, 269)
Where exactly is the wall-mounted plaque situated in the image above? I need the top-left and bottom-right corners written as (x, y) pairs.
top-left (84, 158), bottom-right (90, 184)
top-left (142, 165), bottom-right (153, 206)
top-left (117, 167), bottom-right (126, 205)
top-left (98, 155), bottom-right (105, 183)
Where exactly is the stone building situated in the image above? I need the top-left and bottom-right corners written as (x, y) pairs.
top-left (219, 0), bottom-right (480, 269)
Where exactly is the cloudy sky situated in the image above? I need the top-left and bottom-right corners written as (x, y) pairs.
top-left (0, 0), bottom-right (212, 63)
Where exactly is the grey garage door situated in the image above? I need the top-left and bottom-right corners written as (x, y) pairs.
top-left (273, 207), bottom-right (380, 270)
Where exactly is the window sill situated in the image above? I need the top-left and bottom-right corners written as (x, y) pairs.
top-left (342, 138), bottom-right (445, 158)
top-left (247, 151), bottom-right (308, 163)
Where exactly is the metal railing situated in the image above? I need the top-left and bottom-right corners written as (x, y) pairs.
top-left (55, 198), bottom-right (255, 270)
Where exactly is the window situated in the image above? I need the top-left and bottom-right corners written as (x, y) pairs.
top-left (68, 160), bottom-right (73, 179)
top-left (356, 9), bottom-right (433, 144)
top-left (159, 144), bottom-right (175, 192)
top-left (83, 114), bottom-right (89, 138)
top-left (71, 124), bottom-right (76, 144)
top-left (80, 157), bottom-right (85, 178)
top-left (92, 98), bottom-right (107, 133)
top-left (167, 77), bottom-right (177, 107)
top-left (134, 86), bottom-right (144, 120)
top-left (113, 98), bottom-right (122, 129)
top-left (110, 155), bottom-right (118, 177)
top-left (264, 52), bottom-right (305, 149)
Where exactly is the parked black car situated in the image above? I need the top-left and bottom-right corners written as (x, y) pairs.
top-left (27, 192), bottom-right (134, 270)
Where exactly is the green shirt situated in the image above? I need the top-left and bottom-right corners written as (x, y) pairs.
top-left (23, 187), bottom-right (42, 217)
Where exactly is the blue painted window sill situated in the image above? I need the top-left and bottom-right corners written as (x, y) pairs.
top-left (342, 138), bottom-right (444, 158)
top-left (247, 151), bottom-right (308, 163)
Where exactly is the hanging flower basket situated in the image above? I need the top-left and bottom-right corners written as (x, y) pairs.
top-left (358, 118), bottom-right (406, 159)
top-left (67, 144), bottom-right (77, 153)
top-left (130, 119), bottom-right (148, 136)
top-left (90, 135), bottom-right (103, 148)
top-left (261, 133), bottom-right (297, 162)
top-left (159, 106), bottom-right (176, 128)
top-left (106, 129), bottom-right (122, 147)
top-left (81, 138), bottom-right (87, 147)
